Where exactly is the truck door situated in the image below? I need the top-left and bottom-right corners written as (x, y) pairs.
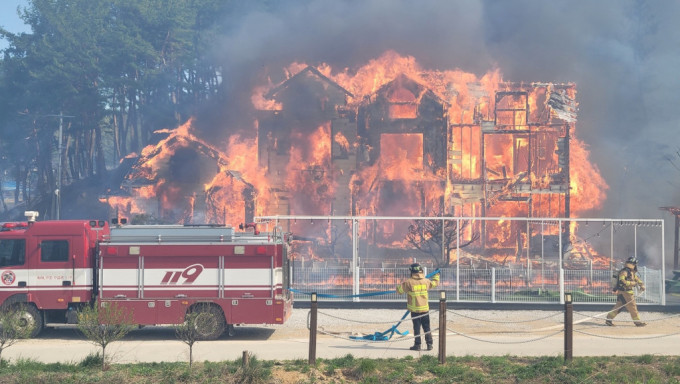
top-left (0, 238), bottom-right (27, 304)
top-left (29, 236), bottom-right (76, 310)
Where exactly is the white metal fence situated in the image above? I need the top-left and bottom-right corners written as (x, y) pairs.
top-left (291, 266), bottom-right (663, 304)
top-left (256, 215), bottom-right (665, 305)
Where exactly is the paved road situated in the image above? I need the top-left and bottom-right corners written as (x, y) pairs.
top-left (4, 308), bottom-right (680, 364)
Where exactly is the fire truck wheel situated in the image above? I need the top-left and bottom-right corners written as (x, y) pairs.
top-left (15, 304), bottom-right (43, 338)
top-left (192, 305), bottom-right (226, 340)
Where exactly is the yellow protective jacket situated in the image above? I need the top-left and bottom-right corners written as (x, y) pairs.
top-left (396, 272), bottom-right (440, 312)
top-left (615, 266), bottom-right (644, 293)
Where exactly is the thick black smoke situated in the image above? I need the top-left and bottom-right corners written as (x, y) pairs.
top-left (211, 0), bottom-right (680, 221)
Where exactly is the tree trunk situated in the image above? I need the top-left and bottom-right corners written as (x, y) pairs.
top-left (35, 125), bottom-right (55, 201)
top-left (128, 89), bottom-right (139, 152)
top-left (0, 170), bottom-right (8, 213)
top-left (85, 127), bottom-right (95, 178)
top-left (95, 126), bottom-right (107, 178)
top-left (112, 106), bottom-right (121, 161)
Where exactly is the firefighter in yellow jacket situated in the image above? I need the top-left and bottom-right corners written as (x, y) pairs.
top-left (606, 256), bottom-right (646, 327)
top-left (397, 263), bottom-right (440, 351)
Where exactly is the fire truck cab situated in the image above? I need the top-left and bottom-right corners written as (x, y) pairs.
top-left (0, 212), bottom-right (292, 339)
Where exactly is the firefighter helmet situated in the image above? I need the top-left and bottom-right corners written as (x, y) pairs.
top-left (626, 256), bottom-right (638, 265)
top-left (409, 263), bottom-right (423, 274)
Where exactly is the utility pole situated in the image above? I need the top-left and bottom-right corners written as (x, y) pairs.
top-left (16, 111), bottom-right (74, 219)
top-left (57, 115), bottom-right (63, 220)
top-left (45, 113), bottom-right (74, 220)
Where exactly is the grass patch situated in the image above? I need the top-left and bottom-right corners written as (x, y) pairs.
top-left (0, 355), bottom-right (679, 383)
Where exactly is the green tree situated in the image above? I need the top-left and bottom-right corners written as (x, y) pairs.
top-left (0, 0), bottom-right (241, 219)
top-left (0, 0), bottom-right (109, 207)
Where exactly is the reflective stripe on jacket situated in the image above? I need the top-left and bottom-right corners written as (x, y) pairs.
top-left (616, 267), bottom-right (644, 293)
top-left (396, 272), bottom-right (440, 312)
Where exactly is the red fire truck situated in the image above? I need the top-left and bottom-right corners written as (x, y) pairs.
top-left (0, 212), bottom-right (292, 339)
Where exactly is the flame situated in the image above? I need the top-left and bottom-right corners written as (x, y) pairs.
top-left (334, 132), bottom-right (350, 152)
top-left (107, 50), bottom-right (611, 270)
top-left (284, 123), bottom-right (335, 214)
top-left (569, 137), bottom-right (609, 214)
top-left (203, 134), bottom-right (275, 225)
top-left (105, 118), bottom-right (270, 224)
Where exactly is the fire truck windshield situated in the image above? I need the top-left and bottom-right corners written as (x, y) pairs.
top-left (0, 239), bottom-right (26, 267)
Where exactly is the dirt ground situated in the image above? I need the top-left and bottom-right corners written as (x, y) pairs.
top-left (5, 306), bottom-right (679, 369)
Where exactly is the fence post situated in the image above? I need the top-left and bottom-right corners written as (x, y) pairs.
top-left (438, 290), bottom-right (446, 364)
top-left (352, 219), bottom-right (359, 302)
top-left (559, 268), bottom-right (565, 304)
top-left (564, 292), bottom-right (573, 363)
top-left (242, 350), bottom-right (250, 368)
top-left (309, 292), bottom-right (317, 365)
top-left (491, 268), bottom-right (496, 303)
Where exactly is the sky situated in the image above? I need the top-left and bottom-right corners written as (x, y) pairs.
top-left (0, 0), bottom-right (28, 50)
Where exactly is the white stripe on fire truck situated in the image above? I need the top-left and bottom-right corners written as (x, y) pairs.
top-left (0, 268), bottom-right (93, 287)
top-left (100, 268), bottom-right (281, 286)
top-left (101, 284), bottom-right (283, 290)
top-left (0, 286), bottom-right (93, 291)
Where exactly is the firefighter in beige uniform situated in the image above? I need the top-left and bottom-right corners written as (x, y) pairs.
top-left (397, 263), bottom-right (440, 351)
top-left (606, 256), bottom-right (646, 327)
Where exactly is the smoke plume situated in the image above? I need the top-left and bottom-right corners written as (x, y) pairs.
top-left (209, 0), bottom-right (680, 221)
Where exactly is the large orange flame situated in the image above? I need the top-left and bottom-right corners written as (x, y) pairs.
top-left (107, 51), bottom-right (609, 268)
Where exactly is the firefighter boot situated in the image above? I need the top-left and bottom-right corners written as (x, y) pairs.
top-left (426, 344), bottom-right (433, 351)
top-left (605, 320), bottom-right (614, 326)
top-left (635, 322), bottom-right (647, 327)
top-left (409, 344), bottom-right (421, 351)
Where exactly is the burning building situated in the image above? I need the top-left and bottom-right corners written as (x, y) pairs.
top-left (253, 53), bottom-right (604, 260)
top-left (105, 51), bottom-right (608, 268)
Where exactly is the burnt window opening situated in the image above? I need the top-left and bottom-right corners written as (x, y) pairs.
top-left (332, 131), bottom-right (350, 160)
top-left (388, 86), bottom-right (417, 119)
top-left (495, 91), bottom-right (529, 129)
top-left (380, 133), bottom-right (424, 174)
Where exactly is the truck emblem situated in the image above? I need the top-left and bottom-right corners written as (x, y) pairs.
top-left (160, 264), bottom-right (204, 284)
top-left (1, 271), bottom-right (16, 285)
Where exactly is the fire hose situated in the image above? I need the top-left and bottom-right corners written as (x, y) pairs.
top-left (294, 268), bottom-right (441, 341)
